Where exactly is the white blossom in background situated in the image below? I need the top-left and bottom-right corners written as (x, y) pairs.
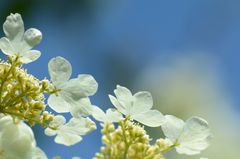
top-left (109, 85), bottom-right (165, 127)
top-left (0, 116), bottom-right (46, 159)
top-left (47, 56), bottom-right (98, 115)
top-left (162, 115), bottom-right (211, 155)
top-left (44, 115), bottom-right (96, 146)
top-left (0, 13), bottom-right (42, 63)
top-left (136, 54), bottom-right (239, 159)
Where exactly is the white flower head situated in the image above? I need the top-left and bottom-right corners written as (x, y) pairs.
top-left (162, 115), bottom-right (212, 155)
top-left (0, 116), bottom-right (46, 159)
top-left (91, 106), bottom-right (123, 123)
top-left (0, 13), bottom-right (42, 63)
top-left (45, 115), bottom-right (96, 146)
top-left (47, 56), bottom-right (98, 115)
top-left (109, 85), bottom-right (165, 127)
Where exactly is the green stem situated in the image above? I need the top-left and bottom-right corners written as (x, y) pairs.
top-left (161, 142), bottom-right (178, 154)
top-left (0, 109), bottom-right (41, 125)
top-left (0, 56), bottom-right (20, 104)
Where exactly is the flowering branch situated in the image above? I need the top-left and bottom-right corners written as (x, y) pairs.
top-left (0, 13), bottom-right (212, 159)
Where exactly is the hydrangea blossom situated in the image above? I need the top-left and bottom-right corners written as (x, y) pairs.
top-left (44, 115), bottom-right (96, 146)
top-left (0, 116), bottom-right (47, 159)
top-left (109, 85), bottom-right (165, 127)
top-left (47, 56), bottom-right (98, 115)
top-left (91, 106), bottom-right (123, 123)
top-left (0, 13), bottom-right (42, 64)
top-left (161, 115), bottom-right (211, 155)
top-left (0, 13), bottom-right (212, 159)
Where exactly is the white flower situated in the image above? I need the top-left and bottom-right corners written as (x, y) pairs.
top-left (109, 85), bottom-right (165, 127)
top-left (162, 115), bottom-right (211, 155)
top-left (45, 115), bottom-right (96, 146)
top-left (91, 106), bottom-right (123, 123)
top-left (0, 116), bottom-right (46, 159)
top-left (0, 13), bottom-right (42, 63)
top-left (47, 56), bottom-right (98, 115)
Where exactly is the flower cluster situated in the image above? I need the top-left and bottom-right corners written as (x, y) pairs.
top-left (93, 86), bottom-right (211, 159)
top-left (0, 13), bottom-right (212, 159)
top-left (0, 13), bottom-right (97, 158)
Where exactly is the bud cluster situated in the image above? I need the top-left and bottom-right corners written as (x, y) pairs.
top-left (94, 119), bottom-right (169, 159)
top-left (0, 57), bottom-right (55, 126)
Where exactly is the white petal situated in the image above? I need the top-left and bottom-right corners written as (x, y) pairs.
top-left (62, 117), bottom-right (96, 135)
top-left (48, 94), bottom-right (70, 113)
top-left (0, 116), bottom-right (13, 131)
top-left (177, 117), bottom-right (211, 155)
top-left (50, 115), bottom-right (66, 126)
top-left (161, 115), bottom-right (185, 142)
top-left (91, 106), bottom-right (122, 123)
top-left (70, 98), bottom-right (93, 117)
top-left (0, 37), bottom-right (14, 56)
top-left (3, 13), bottom-right (24, 41)
top-left (113, 85), bottom-right (133, 114)
top-left (132, 91), bottom-right (153, 114)
top-left (133, 110), bottom-right (165, 127)
top-left (31, 147), bottom-right (48, 159)
top-left (55, 132), bottom-right (82, 146)
top-left (20, 50), bottom-right (41, 63)
top-left (77, 74), bottom-right (98, 96)
top-left (91, 106), bottom-right (107, 122)
top-left (23, 28), bottom-right (42, 48)
top-left (48, 56), bottom-right (72, 86)
top-left (55, 117), bottom-right (96, 146)
top-left (63, 74), bottom-right (98, 99)
top-left (109, 95), bottom-right (126, 115)
top-left (44, 128), bottom-right (57, 136)
top-left (105, 108), bottom-right (123, 122)
top-left (176, 146), bottom-right (201, 155)
top-left (45, 115), bottom-right (66, 136)
top-left (0, 117), bottom-right (36, 159)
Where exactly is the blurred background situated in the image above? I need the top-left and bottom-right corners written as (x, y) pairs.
top-left (0, 0), bottom-right (240, 159)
